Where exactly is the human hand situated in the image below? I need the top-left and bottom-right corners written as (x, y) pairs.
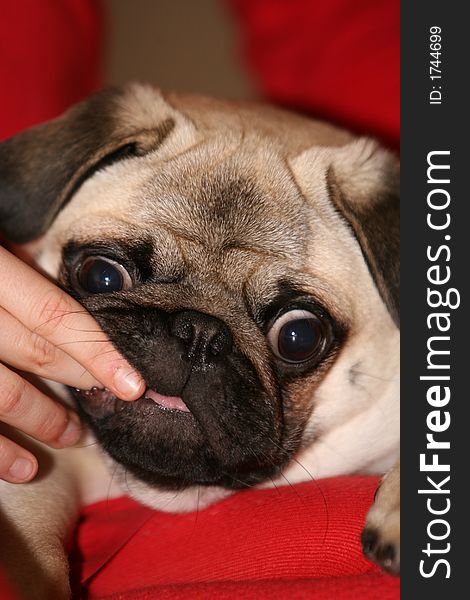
top-left (0, 246), bottom-right (145, 483)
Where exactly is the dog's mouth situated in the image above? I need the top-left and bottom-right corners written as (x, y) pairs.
top-left (144, 388), bottom-right (190, 412)
top-left (69, 356), bottom-right (286, 491)
top-left (74, 386), bottom-right (192, 418)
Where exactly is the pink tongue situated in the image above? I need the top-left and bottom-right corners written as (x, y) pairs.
top-left (144, 389), bottom-right (190, 413)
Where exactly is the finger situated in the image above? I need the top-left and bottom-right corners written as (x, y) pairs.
top-left (0, 363), bottom-right (81, 448)
top-left (0, 435), bottom-right (38, 483)
top-left (0, 248), bottom-right (145, 400)
top-left (0, 306), bottom-right (101, 389)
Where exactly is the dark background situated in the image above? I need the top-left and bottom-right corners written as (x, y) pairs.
top-left (401, 3), bottom-right (466, 597)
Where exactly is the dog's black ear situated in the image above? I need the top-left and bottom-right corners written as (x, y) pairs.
top-left (0, 84), bottom-right (175, 243)
top-left (290, 139), bottom-right (400, 326)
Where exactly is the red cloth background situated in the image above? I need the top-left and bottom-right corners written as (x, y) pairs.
top-left (68, 476), bottom-right (399, 599)
top-left (228, 0), bottom-right (400, 148)
top-left (0, 1), bottom-right (399, 598)
top-left (0, 0), bottom-right (103, 141)
top-left (0, 477), bottom-right (400, 599)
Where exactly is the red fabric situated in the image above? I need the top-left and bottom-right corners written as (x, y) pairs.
top-left (0, 569), bottom-right (17, 600)
top-left (0, 0), bottom-right (104, 141)
top-left (0, 2), bottom-right (399, 598)
top-left (68, 476), bottom-right (399, 599)
top-left (228, 0), bottom-right (399, 148)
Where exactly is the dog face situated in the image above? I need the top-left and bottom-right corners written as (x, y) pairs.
top-left (0, 84), bottom-right (399, 510)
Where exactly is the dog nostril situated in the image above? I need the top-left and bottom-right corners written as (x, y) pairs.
top-left (170, 310), bottom-right (233, 360)
top-left (171, 315), bottom-right (193, 342)
top-left (209, 328), bottom-right (232, 356)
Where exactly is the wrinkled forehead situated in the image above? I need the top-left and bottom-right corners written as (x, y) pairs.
top-left (40, 134), bottom-right (368, 323)
top-left (47, 138), bottom-right (313, 262)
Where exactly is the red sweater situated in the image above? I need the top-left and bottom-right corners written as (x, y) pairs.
top-left (0, 2), bottom-right (399, 597)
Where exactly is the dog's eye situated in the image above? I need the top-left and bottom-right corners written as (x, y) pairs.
top-left (267, 309), bottom-right (329, 364)
top-left (76, 256), bottom-right (132, 294)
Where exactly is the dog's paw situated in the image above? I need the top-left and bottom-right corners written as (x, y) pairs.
top-left (362, 509), bottom-right (400, 574)
top-left (362, 461), bottom-right (400, 575)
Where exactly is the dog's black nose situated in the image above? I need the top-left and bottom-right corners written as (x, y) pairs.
top-left (170, 310), bottom-right (233, 365)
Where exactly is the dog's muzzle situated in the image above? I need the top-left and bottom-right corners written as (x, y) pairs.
top-left (71, 308), bottom-right (286, 490)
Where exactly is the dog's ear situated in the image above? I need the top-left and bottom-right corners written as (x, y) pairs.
top-left (290, 138), bottom-right (400, 326)
top-left (0, 84), bottom-right (176, 243)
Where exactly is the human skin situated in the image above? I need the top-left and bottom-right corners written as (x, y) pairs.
top-left (0, 246), bottom-right (145, 483)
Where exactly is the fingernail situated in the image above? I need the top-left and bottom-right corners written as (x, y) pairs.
top-left (57, 414), bottom-right (81, 446)
top-left (9, 458), bottom-right (35, 481)
top-left (113, 368), bottom-right (144, 399)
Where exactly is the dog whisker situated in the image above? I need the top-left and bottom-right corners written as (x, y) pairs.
top-left (158, 489), bottom-right (184, 511)
top-left (106, 462), bottom-right (120, 511)
top-left (219, 469), bottom-right (256, 490)
top-left (350, 368), bottom-right (399, 384)
top-left (267, 476), bottom-right (283, 496)
top-left (263, 437), bottom-right (330, 545)
top-left (71, 441), bottom-right (98, 449)
top-left (55, 339), bottom-right (111, 348)
top-left (33, 309), bottom-right (92, 333)
top-left (123, 468), bottom-right (132, 499)
top-left (76, 347), bottom-right (128, 359)
top-left (186, 486), bottom-right (202, 542)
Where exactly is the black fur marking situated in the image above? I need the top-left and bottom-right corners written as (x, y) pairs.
top-left (0, 87), bottom-right (174, 243)
top-left (326, 166), bottom-right (400, 327)
top-left (348, 362), bottom-right (361, 386)
top-left (61, 239), bottom-right (156, 291)
top-left (71, 303), bottom-right (286, 489)
top-left (255, 279), bottom-right (348, 381)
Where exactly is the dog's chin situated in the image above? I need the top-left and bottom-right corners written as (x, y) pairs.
top-left (70, 383), bottom-right (285, 491)
top-left (110, 461), bottom-right (235, 513)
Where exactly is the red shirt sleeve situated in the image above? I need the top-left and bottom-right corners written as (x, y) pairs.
top-left (0, 0), bottom-right (104, 140)
top-left (228, 0), bottom-right (399, 147)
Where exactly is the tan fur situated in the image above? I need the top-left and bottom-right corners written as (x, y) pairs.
top-left (0, 424), bottom-right (123, 598)
top-left (0, 84), bottom-right (399, 596)
top-left (363, 462), bottom-right (400, 574)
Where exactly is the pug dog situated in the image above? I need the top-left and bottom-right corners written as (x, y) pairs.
top-left (0, 83), bottom-right (399, 599)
